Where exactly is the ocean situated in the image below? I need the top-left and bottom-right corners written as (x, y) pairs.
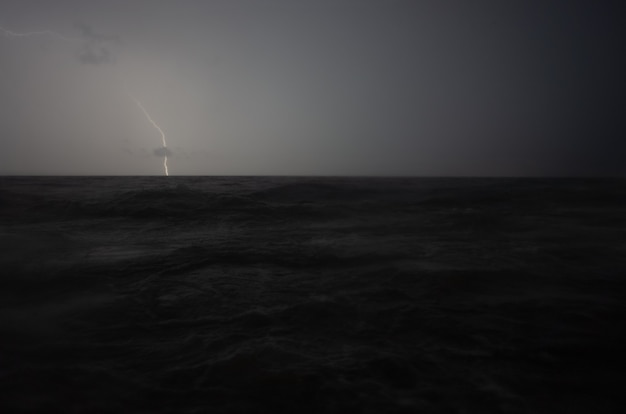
top-left (1, 176), bottom-right (624, 413)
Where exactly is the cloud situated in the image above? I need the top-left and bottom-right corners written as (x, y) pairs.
top-left (73, 22), bottom-right (120, 65)
top-left (153, 147), bottom-right (173, 157)
top-left (77, 44), bottom-right (113, 64)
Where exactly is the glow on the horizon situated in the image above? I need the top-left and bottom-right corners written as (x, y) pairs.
top-left (3, 24), bottom-right (172, 176)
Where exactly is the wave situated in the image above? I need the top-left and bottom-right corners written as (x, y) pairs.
top-left (2, 177), bottom-right (625, 412)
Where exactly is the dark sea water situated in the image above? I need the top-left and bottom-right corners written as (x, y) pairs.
top-left (1, 176), bottom-right (625, 413)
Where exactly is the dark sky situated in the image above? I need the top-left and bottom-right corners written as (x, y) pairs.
top-left (1, 0), bottom-right (624, 176)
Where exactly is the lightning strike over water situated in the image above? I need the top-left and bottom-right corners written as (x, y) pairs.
top-left (132, 97), bottom-right (169, 176)
top-left (2, 24), bottom-right (173, 176)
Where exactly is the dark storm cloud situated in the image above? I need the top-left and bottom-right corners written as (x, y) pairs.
top-left (74, 22), bottom-right (120, 65)
top-left (153, 147), bottom-right (173, 158)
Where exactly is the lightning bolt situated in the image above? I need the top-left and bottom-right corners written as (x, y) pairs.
top-left (0, 25), bottom-right (80, 43)
top-left (2, 24), bottom-right (172, 176)
top-left (131, 96), bottom-right (169, 176)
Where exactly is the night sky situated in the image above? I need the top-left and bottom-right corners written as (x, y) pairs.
top-left (1, 0), bottom-right (624, 176)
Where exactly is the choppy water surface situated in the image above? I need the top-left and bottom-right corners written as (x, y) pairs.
top-left (1, 176), bottom-right (625, 413)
